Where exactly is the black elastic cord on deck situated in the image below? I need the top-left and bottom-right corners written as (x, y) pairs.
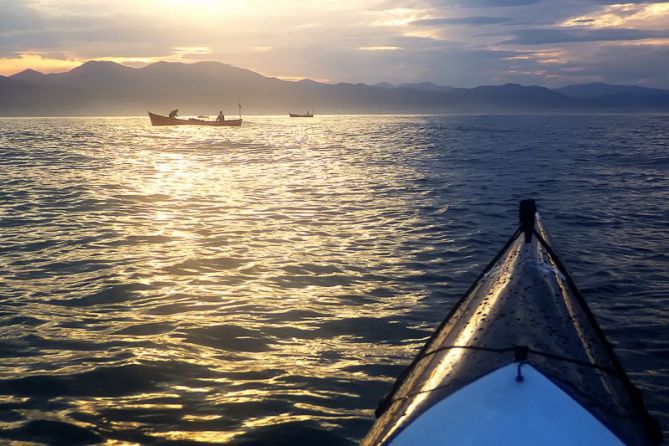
top-left (386, 360), bottom-right (648, 423)
top-left (410, 344), bottom-right (615, 374)
top-left (374, 226), bottom-right (523, 418)
top-left (373, 202), bottom-right (662, 443)
top-left (538, 368), bottom-right (650, 423)
top-left (376, 204), bottom-right (536, 412)
top-left (531, 227), bottom-right (664, 444)
top-left (373, 344), bottom-right (635, 416)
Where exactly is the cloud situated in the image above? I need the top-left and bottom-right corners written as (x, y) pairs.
top-left (504, 27), bottom-right (669, 44)
top-left (426, 0), bottom-right (669, 5)
top-left (567, 43), bottom-right (669, 86)
top-left (562, 2), bottom-right (669, 28)
top-left (0, 0), bottom-right (44, 31)
top-left (359, 46), bottom-right (403, 51)
top-left (426, 0), bottom-right (540, 6)
top-left (412, 16), bottom-right (513, 26)
top-left (0, 0), bottom-right (668, 87)
top-left (588, 0), bottom-right (669, 4)
top-left (512, 41), bottom-right (669, 86)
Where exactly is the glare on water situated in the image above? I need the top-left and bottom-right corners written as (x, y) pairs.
top-left (0, 115), bottom-right (667, 444)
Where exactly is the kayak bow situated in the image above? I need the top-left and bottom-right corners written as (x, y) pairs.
top-left (362, 200), bottom-right (661, 446)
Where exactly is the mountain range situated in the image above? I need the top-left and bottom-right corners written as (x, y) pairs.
top-left (2, 61), bottom-right (669, 116)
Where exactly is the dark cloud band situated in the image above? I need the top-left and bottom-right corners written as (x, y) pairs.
top-left (412, 16), bottom-right (513, 26)
top-left (505, 28), bottom-right (669, 45)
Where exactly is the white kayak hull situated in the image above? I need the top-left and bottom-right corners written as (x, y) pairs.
top-left (388, 364), bottom-right (624, 446)
top-left (362, 200), bottom-right (661, 446)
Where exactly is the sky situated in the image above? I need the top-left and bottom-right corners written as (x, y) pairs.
top-left (1, 0), bottom-right (669, 87)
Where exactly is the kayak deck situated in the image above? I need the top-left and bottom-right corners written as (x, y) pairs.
top-left (386, 363), bottom-right (623, 445)
top-left (362, 201), bottom-right (661, 446)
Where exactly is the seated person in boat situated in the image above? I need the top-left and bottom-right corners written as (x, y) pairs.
top-left (216, 111), bottom-right (225, 122)
top-left (168, 109), bottom-right (179, 118)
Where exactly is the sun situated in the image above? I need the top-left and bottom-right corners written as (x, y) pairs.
top-left (166, 0), bottom-right (214, 4)
top-left (163, 0), bottom-right (224, 9)
top-left (151, 0), bottom-right (251, 19)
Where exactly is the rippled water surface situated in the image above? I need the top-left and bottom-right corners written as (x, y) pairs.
top-left (0, 115), bottom-right (668, 445)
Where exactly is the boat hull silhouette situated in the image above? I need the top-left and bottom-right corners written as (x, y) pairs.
top-left (148, 112), bottom-right (242, 127)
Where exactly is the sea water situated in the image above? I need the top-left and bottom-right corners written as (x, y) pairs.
top-left (0, 115), bottom-right (667, 444)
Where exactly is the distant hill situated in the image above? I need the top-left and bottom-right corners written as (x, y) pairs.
top-left (0, 75), bottom-right (89, 115)
top-left (2, 61), bottom-right (669, 116)
top-left (397, 82), bottom-right (454, 92)
top-left (447, 83), bottom-right (575, 111)
top-left (557, 82), bottom-right (669, 99)
top-left (9, 69), bottom-right (49, 84)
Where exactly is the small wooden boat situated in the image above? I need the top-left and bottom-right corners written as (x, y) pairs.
top-left (362, 200), bottom-right (662, 446)
top-left (148, 112), bottom-right (242, 127)
top-left (289, 112), bottom-right (314, 118)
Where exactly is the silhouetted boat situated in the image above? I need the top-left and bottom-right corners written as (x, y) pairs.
top-left (289, 112), bottom-right (314, 118)
top-left (148, 112), bottom-right (242, 127)
top-left (362, 200), bottom-right (662, 446)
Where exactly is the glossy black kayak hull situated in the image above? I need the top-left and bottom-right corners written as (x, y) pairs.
top-left (362, 201), bottom-right (661, 446)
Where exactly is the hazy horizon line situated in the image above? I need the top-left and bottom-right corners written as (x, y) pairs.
top-left (5, 59), bottom-right (667, 91)
top-left (2, 112), bottom-right (669, 120)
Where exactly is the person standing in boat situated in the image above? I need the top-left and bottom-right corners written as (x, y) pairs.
top-left (216, 111), bottom-right (225, 122)
top-left (168, 109), bottom-right (179, 118)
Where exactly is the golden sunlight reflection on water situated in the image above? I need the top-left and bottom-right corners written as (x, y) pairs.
top-left (0, 116), bottom-right (439, 443)
top-left (2, 115), bottom-right (668, 443)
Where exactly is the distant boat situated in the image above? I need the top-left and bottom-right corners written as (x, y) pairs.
top-left (289, 112), bottom-right (314, 118)
top-left (197, 115), bottom-right (209, 119)
top-left (148, 112), bottom-right (242, 127)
